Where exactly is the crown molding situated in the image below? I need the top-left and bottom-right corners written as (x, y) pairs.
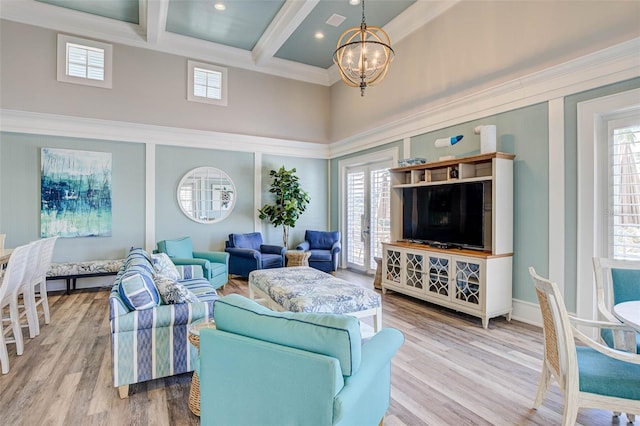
top-left (0, 109), bottom-right (330, 159)
top-left (329, 37), bottom-right (640, 158)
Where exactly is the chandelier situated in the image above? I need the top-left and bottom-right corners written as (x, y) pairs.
top-left (333, 0), bottom-right (394, 96)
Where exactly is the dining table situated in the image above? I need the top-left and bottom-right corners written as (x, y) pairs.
top-left (0, 248), bottom-right (13, 266)
top-left (613, 300), bottom-right (640, 333)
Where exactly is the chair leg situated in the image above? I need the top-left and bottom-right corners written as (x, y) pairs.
top-left (37, 280), bottom-right (51, 324)
top-left (118, 385), bottom-right (129, 399)
top-left (20, 286), bottom-right (39, 338)
top-left (532, 363), bottom-right (551, 409)
top-left (0, 330), bottom-right (9, 374)
top-left (9, 298), bottom-right (24, 355)
top-left (562, 387), bottom-right (580, 426)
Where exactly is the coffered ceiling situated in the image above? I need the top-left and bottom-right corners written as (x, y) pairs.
top-left (0, 0), bottom-right (459, 85)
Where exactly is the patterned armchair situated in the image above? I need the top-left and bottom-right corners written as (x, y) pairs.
top-left (225, 232), bottom-right (286, 277)
top-left (156, 236), bottom-right (228, 289)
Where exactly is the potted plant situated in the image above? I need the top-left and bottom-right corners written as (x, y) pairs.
top-left (258, 166), bottom-right (310, 248)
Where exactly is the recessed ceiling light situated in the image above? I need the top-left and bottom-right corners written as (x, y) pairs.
top-left (214, 3), bottom-right (226, 11)
top-left (314, 32), bottom-right (324, 40)
top-left (349, 0), bottom-right (360, 5)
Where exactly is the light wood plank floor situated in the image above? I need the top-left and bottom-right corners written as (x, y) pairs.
top-left (0, 270), bottom-right (629, 425)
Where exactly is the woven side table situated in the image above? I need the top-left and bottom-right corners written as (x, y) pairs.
top-left (188, 318), bottom-right (216, 416)
top-left (285, 250), bottom-right (311, 267)
top-left (373, 257), bottom-right (383, 290)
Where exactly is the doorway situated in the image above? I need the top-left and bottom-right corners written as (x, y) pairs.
top-left (344, 161), bottom-right (392, 273)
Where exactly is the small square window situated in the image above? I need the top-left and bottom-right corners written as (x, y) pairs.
top-left (57, 34), bottom-right (112, 89)
top-left (188, 60), bottom-right (227, 106)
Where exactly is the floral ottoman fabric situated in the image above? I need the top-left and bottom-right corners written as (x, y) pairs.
top-left (248, 266), bottom-right (381, 314)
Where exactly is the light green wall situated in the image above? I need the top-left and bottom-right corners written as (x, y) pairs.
top-left (410, 104), bottom-right (550, 305)
top-left (0, 132), bottom-right (145, 261)
top-left (261, 155), bottom-right (329, 248)
top-left (562, 77), bottom-right (640, 311)
top-left (155, 146), bottom-right (254, 252)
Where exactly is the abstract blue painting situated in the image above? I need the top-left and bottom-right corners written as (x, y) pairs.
top-left (41, 148), bottom-right (112, 238)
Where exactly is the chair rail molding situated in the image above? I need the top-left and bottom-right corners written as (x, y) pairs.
top-left (0, 109), bottom-right (329, 159)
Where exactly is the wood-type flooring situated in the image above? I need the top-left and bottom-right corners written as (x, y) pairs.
top-left (0, 269), bottom-right (628, 425)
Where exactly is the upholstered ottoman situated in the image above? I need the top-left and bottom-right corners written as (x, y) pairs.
top-left (248, 266), bottom-right (382, 333)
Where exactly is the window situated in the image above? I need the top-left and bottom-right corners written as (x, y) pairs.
top-left (57, 34), bottom-right (112, 88)
top-left (608, 117), bottom-right (640, 260)
top-left (187, 60), bottom-right (227, 106)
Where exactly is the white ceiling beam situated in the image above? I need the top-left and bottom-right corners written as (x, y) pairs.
top-left (0, 0), bottom-right (145, 44)
top-left (143, 0), bottom-right (169, 45)
top-left (252, 0), bottom-right (320, 66)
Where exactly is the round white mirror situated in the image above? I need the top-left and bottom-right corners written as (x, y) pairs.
top-left (177, 167), bottom-right (236, 223)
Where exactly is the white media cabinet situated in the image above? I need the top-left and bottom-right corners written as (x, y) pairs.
top-left (382, 152), bottom-right (514, 328)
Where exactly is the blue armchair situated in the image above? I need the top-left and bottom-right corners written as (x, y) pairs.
top-left (199, 294), bottom-right (404, 426)
top-left (156, 237), bottom-right (229, 290)
top-left (296, 230), bottom-right (341, 273)
top-left (225, 232), bottom-right (286, 277)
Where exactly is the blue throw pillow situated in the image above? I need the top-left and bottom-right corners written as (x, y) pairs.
top-left (118, 271), bottom-right (161, 310)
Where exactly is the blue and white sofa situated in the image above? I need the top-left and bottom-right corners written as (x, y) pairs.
top-left (109, 248), bottom-right (219, 398)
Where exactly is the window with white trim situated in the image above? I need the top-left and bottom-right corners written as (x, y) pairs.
top-left (187, 60), bottom-right (227, 106)
top-left (57, 34), bottom-right (112, 89)
top-left (608, 116), bottom-right (640, 260)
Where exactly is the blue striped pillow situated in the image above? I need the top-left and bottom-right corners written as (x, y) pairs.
top-left (118, 271), bottom-right (160, 310)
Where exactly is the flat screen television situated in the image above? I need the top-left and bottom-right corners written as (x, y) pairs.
top-left (402, 182), bottom-right (485, 249)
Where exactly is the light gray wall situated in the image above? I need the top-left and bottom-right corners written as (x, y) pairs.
top-left (0, 20), bottom-right (331, 144)
top-left (260, 154), bottom-right (329, 248)
top-left (329, 0), bottom-right (640, 142)
top-left (0, 132), bottom-right (145, 262)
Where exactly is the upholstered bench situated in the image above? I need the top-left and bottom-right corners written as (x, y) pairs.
top-left (47, 259), bottom-right (125, 294)
top-left (248, 266), bottom-right (382, 333)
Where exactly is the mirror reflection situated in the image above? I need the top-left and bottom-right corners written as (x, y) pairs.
top-left (177, 167), bottom-right (236, 223)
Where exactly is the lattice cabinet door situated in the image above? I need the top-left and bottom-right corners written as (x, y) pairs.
top-left (404, 250), bottom-right (426, 292)
top-left (452, 257), bottom-right (484, 311)
top-left (383, 247), bottom-right (403, 285)
top-left (426, 255), bottom-right (450, 301)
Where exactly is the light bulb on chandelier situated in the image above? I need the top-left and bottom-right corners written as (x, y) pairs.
top-left (333, 0), bottom-right (394, 96)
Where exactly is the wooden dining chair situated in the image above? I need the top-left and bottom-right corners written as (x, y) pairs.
top-left (0, 242), bottom-right (35, 374)
top-left (529, 267), bottom-right (640, 425)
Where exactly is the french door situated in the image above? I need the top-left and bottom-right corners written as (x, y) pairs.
top-left (345, 161), bottom-right (392, 273)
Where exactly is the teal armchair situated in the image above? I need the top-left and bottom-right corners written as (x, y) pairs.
top-left (156, 237), bottom-right (229, 290)
top-left (199, 294), bottom-right (404, 426)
